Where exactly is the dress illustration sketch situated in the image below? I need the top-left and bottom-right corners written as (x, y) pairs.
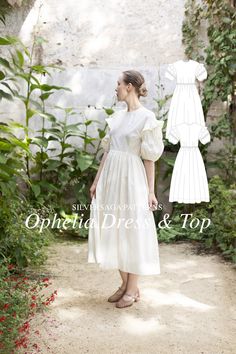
top-left (168, 123), bottom-right (211, 203)
top-left (165, 59), bottom-right (208, 139)
top-left (88, 106), bottom-right (164, 275)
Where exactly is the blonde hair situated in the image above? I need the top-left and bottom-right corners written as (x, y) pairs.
top-left (122, 70), bottom-right (148, 98)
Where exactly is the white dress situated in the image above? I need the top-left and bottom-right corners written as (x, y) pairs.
top-left (165, 59), bottom-right (207, 139)
top-left (168, 123), bottom-right (211, 204)
top-left (87, 106), bottom-right (164, 275)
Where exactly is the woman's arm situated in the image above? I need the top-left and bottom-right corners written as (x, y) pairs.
top-left (89, 152), bottom-right (108, 200)
top-left (143, 160), bottom-right (158, 211)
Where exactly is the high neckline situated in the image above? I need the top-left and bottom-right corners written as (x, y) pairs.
top-left (180, 59), bottom-right (192, 63)
top-left (126, 105), bottom-right (144, 113)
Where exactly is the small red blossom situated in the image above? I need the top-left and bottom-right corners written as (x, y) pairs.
top-left (15, 336), bottom-right (28, 349)
top-left (7, 264), bottom-right (15, 270)
top-left (0, 316), bottom-right (6, 322)
top-left (30, 303), bottom-right (37, 308)
top-left (3, 303), bottom-right (10, 310)
top-left (31, 295), bottom-right (37, 300)
top-left (42, 277), bottom-right (49, 282)
top-left (19, 322), bottom-right (30, 333)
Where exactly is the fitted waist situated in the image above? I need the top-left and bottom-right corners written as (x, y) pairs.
top-left (180, 145), bottom-right (198, 148)
top-left (176, 83), bottom-right (196, 85)
top-left (109, 148), bottom-right (141, 158)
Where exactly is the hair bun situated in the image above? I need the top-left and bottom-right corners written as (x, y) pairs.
top-left (139, 83), bottom-right (148, 97)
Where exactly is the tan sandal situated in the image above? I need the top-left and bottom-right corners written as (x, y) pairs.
top-left (115, 289), bottom-right (140, 309)
top-left (107, 287), bottom-right (126, 303)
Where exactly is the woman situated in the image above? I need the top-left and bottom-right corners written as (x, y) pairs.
top-left (88, 70), bottom-right (164, 308)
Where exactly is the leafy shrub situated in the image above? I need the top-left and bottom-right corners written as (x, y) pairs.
top-left (159, 175), bottom-right (236, 262)
top-left (0, 196), bottom-right (54, 268)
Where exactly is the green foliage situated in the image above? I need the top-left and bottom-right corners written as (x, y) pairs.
top-left (0, 34), bottom-right (71, 183)
top-left (182, 0), bottom-right (236, 114)
top-left (28, 105), bottom-right (109, 213)
top-left (0, 196), bottom-right (54, 267)
top-left (182, 0), bottom-right (206, 61)
top-left (159, 176), bottom-right (236, 262)
top-left (0, 35), bottom-right (111, 215)
top-left (0, 121), bottom-right (29, 195)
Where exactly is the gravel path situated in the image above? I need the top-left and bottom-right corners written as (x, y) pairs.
top-left (28, 240), bottom-right (236, 354)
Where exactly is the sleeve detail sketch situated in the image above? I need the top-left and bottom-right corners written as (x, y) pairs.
top-left (140, 117), bottom-right (164, 162)
top-left (165, 63), bottom-right (177, 81)
top-left (195, 63), bottom-right (207, 81)
top-left (167, 127), bottom-right (179, 145)
top-left (199, 126), bottom-right (211, 144)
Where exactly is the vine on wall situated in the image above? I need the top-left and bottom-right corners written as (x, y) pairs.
top-left (182, 0), bottom-right (236, 113)
top-left (182, 0), bottom-right (236, 184)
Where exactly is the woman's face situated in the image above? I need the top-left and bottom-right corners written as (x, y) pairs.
top-left (115, 75), bottom-right (129, 101)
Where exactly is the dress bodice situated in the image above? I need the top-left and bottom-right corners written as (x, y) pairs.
top-left (101, 106), bottom-right (164, 162)
top-left (165, 60), bottom-right (207, 84)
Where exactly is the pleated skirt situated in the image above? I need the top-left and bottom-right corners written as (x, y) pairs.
top-left (169, 147), bottom-right (210, 203)
top-left (87, 149), bottom-right (161, 275)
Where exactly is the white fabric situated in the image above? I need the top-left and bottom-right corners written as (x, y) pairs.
top-left (168, 123), bottom-right (210, 204)
top-left (165, 60), bottom-right (207, 139)
top-left (88, 106), bottom-right (164, 275)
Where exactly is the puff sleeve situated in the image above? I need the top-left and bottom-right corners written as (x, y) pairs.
top-left (140, 116), bottom-right (164, 162)
top-left (165, 63), bottom-right (177, 81)
top-left (199, 126), bottom-right (211, 144)
top-left (168, 126), bottom-right (179, 145)
top-left (101, 117), bottom-right (112, 152)
top-left (195, 62), bottom-right (207, 81)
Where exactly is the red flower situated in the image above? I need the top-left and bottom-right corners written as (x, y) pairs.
top-left (7, 264), bottom-right (15, 270)
top-left (3, 303), bottom-right (10, 310)
top-left (0, 330), bottom-right (3, 335)
top-left (15, 336), bottom-right (28, 348)
top-left (31, 295), bottom-right (37, 300)
top-left (30, 303), bottom-right (36, 308)
top-left (19, 322), bottom-right (30, 333)
top-left (0, 316), bottom-right (6, 322)
top-left (42, 277), bottom-right (49, 282)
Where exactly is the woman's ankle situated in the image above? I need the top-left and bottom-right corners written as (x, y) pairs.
top-left (125, 286), bottom-right (138, 295)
